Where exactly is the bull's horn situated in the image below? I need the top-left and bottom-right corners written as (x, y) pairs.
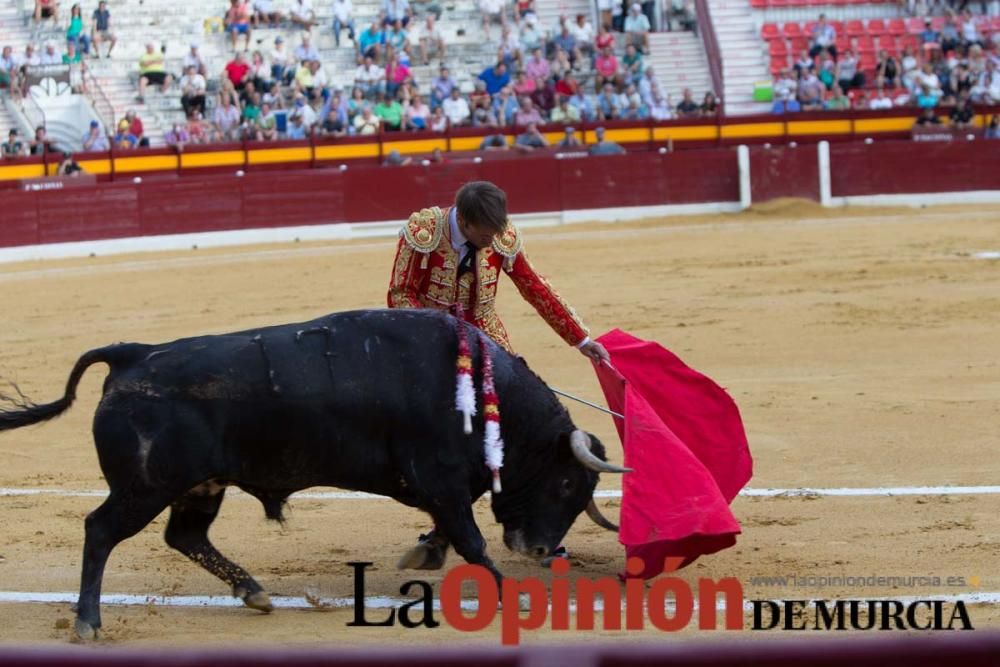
top-left (570, 430), bottom-right (631, 474)
top-left (586, 499), bottom-right (619, 532)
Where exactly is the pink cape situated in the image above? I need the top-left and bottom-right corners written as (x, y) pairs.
top-left (592, 329), bottom-right (753, 579)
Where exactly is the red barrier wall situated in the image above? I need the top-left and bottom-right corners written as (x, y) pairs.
top-left (830, 140), bottom-right (1000, 197)
top-left (750, 145), bottom-right (820, 203)
top-left (0, 149), bottom-right (740, 249)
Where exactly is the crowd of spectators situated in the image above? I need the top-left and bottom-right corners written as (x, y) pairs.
top-left (771, 10), bottom-right (1000, 117)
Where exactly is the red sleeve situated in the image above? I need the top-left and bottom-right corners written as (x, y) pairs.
top-left (387, 235), bottom-right (426, 309)
top-left (505, 249), bottom-right (589, 347)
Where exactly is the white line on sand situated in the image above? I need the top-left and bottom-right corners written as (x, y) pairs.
top-left (0, 590), bottom-right (997, 611)
top-left (2, 486), bottom-right (1000, 500)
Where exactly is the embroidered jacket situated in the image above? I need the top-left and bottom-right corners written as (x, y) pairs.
top-left (387, 206), bottom-right (589, 352)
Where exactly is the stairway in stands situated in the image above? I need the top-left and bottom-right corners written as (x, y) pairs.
top-left (709, 0), bottom-right (771, 114)
top-left (647, 31), bottom-right (714, 101)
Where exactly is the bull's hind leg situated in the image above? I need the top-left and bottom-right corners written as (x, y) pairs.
top-left (75, 490), bottom-right (173, 640)
top-left (163, 487), bottom-right (273, 613)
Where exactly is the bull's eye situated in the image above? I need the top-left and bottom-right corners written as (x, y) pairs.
top-left (560, 477), bottom-right (574, 497)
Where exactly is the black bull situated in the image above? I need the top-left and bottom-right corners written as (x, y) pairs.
top-left (0, 309), bottom-right (627, 639)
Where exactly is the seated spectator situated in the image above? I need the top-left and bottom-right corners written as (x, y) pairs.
top-left (836, 50), bottom-right (864, 92)
top-left (66, 4), bottom-right (90, 57)
top-left (914, 63), bottom-right (942, 98)
top-left (374, 92), bottom-right (404, 130)
top-left (442, 87), bottom-right (471, 126)
top-left (675, 88), bottom-right (699, 117)
top-left (915, 84), bottom-right (938, 108)
top-left (479, 61), bottom-right (511, 95)
top-left (243, 91), bottom-right (263, 125)
top-left (793, 50), bottom-right (814, 75)
top-left (513, 69), bottom-right (536, 95)
top-left (270, 36), bottom-right (294, 85)
top-left (430, 65), bottom-right (456, 109)
top-left (816, 49), bottom-right (836, 89)
top-left (357, 21), bottom-right (385, 63)
top-left (225, 51), bottom-right (252, 92)
top-left (951, 62), bottom-right (975, 100)
top-left (771, 91), bottom-right (801, 114)
top-left (480, 0), bottom-right (507, 40)
top-left (183, 44), bottom-right (207, 78)
top-left (385, 20), bottom-right (410, 57)
top-left (555, 71), bottom-right (580, 98)
top-left (82, 120), bottom-right (108, 151)
top-left (569, 14), bottom-right (595, 57)
top-left (385, 53), bottom-right (411, 99)
top-left (594, 46), bottom-right (620, 91)
top-left (553, 24), bottom-right (580, 64)
top-left (556, 125), bottom-right (581, 148)
top-left (797, 71), bottom-right (824, 109)
top-left (263, 81), bottom-right (285, 109)
top-left (213, 92), bottom-right (243, 140)
top-left (985, 115), bottom-right (998, 139)
top-left (292, 92), bottom-right (318, 125)
top-left (550, 94), bottom-right (580, 124)
top-left (383, 149), bottom-right (412, 166)
top-left (492, 85), bottom-right (519, 126)
top-left (622, 44), bottom-right (644, 85)
top-left (2, 129), bottom-right (26, 158)
top-left (809, 14), bottom-right (836, 58)
top-left (875, 50), bottom-right (898, 89)
top-left (164, 123), bottom-right (190, 149)
top-left (513, 96), bottom-right (543, 126)
top-left (595, 22), bottom-right (614, 53)
top-left (123, 109), bottom-right (147, 147)
top-left (568, 88), bottom-right (596, 121)
top-left (919, 19), bottom-right (939, 49)
top-left (623, 4), bottom-right (650, 54)
top-left (56, 152), bottom-right (83, 177)
top-left (428, 106), bottom-right (447, 131)
top-left (415, 15), bottom-right (445, 66)
top-left (136, 43), bottom-right (172, 103)
top-left (915, 106), bottom-right (941, 125)
top-left (290, 0), bottom-right (317, 29)
top-left (519, 13), bottom-right (543, 53)
top-left (249, 50), bottom-right (271, 91)
top-left (825, 84), bottom-right (850, 110)
top-left (469, 79), bottom-right (492, 110)
top-left (637, 66), bottom-right (658, 105)
top-left (596, 83), bottom-right (620, 119)
top-left (649, 90), bottom-right (672, 120)
top-left (479, 126), bottom-right (509, 150)
top-left (180, 65), bottom-right (207, 116)
top-left (498, 25), bottom-right (521, 67)
top-left (354, 55), bottom-right (385, 98)
top-left (513, 0), bottom-right (535, 24)
top-left (524, 47), bottom-right (549, 81)
top-left (29, 126), bottom-right (53, 155)
top-left (353, 104), bottom-right (381, 134)
top-left (225, 0), bottom-right (253, 51)
top-left (596, 0), bottom-right (613, 33)
top-left (40, 42), bottom-right (62, 66)
top-left (18, 42), bottom-right (38, 72)
top-left (665, 0), bottom-right (695, 32)
top-left (973, 64), bottom-right (1000, 104)
top-left (112, 119), bottom-right (137, 149)
top-left (900, 46), bottom-right (920, 91)
top-left (588, 126), bottom-right (625, 155)
top-left (868, 86), bottom-right (893, 109)
top-left (471, 102), bottom-right (499, 127)
top-left (332, 0), bottom-right (356, 48)
top-left (34, 0), bottom-right (58, 24)
top-left (90, 0), bottom-right (116, 58)
top-left (514, 122), bottom-right (548, 151)
top-left (959, 10), bottom-right (983, 50)
top-left (404, 93), bottom-right (431, 129)
top-left (549, 47), bottom-right (576, 81)
top-left (319, 108), bottom-right (348, 137)
top-left (253, 0), bottom-right (284, 27)
top-left (939, 16), bottom-right (960, 53)
top-left (700, 91), bottom-right (718, 116)
top-left (530, 76), bottom-right (555, 113)
top-left (950, 94), bottom-right (974, 128)
top-left (774, 68), bottom-right (797, 102)
top-left (295, 34), bottom-right (321, 64)
top-left (256, 102), bottom-right (278, 140)
top-left (286, 110), bottom-right (310, 139)
top-left (384, 0), bottom-right (413, 27)
top-left (186, 111), bottom-right (210, 143)
top-left (63, 42), bottom-right (86, 94)
top-left (0, 46), bottom-right (16, 93)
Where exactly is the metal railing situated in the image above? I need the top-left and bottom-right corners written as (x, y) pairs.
top-left (694, 0), bottom-right (725, 115)
top-left (84, 71), bottom-right (116, 132)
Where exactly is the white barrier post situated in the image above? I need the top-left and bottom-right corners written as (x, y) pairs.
top-left (818, 140), bottom-right (832, 207)
top-left (737, 145), bottom-right (751, 210)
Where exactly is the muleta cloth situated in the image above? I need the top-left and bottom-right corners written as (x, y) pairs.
top-left (592, 329), bottom-right (753, 579)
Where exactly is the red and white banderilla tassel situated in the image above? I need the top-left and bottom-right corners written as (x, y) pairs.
top-left (479, 334), bottom-right (504, 494)
top-left (455, 322), bottom-right (476, 434)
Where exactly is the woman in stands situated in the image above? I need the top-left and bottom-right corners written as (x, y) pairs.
top-left (66, 4), bottom-right (90, 56)
top-left (875, 49), bottom-right (898, 89)
top-left (700, 91), bottom-right (718, 117)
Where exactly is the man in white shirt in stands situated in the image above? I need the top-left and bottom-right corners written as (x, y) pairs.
top-left (290, 0), bottom-right (316, 29)
top-left (39, 42), bottom-right (62, 66)
top-left (623, 3), bottom-right (650, 54)
top-left (183, 43), bottom-right (207, 77)
top-left (415, 14), bottom-right (445, 66)
top-left (442, 87), bottom-right (471, 126)
top-left (354, 55), bottom-right (385, 97)
top-left (331, 0), bottom-right (356, 47)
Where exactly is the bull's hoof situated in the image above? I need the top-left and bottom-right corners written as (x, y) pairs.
top-left (241, 590), bottom-right (274, 613)
top-left (396, 542), bottom-right (447, 570)
top-left (73, 618), bottom-right (98, 641)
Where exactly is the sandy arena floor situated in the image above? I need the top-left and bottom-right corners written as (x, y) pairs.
top-left (0, 201), bottom-right (998, 645)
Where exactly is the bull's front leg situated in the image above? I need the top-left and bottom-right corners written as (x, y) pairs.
top-left (428, 499), bottom-right (503, 589)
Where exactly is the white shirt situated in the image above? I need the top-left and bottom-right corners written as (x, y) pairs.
top-left (180, 73), bottom-right (207, 94)
top-left (355, 63), bottom-right (383, 83)
top-left (332, 0), bottom-right (353, 22)
top-left (442, 96), bottom-right (470, 125)
top-left (570, 20), bottom-right (594, 44)
top-left (449, 207), bottom-right (473, 262)
top-left (39, 50), bottom-right (62, 66)
top-left (292, 0), bottom-right (314, 17)
top-left (868, 96), bottom-right (892, 109)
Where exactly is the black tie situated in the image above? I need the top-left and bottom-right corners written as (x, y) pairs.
top-left (458, 241), bottom-right (476, 276)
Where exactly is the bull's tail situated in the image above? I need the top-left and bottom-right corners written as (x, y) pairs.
top-left (0, 344), bottom-right (139, 432)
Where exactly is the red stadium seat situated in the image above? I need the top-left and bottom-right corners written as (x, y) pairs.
top-left (770, 56), bottom-right (789, 75)
top-left (804, 20), bottom-right (818, 34)
top-left (829, 20), bottom-right (844, 33)
top-left (845, 20), bottom-right (865, 37)
top-left (769, 0), bottom-right (788, 7)
top-left (750, 0), bottom-right (767, 9)
top-left (888, 18), bottom-right (906, 36)
top-left (761, 23), bottom-right (781, 40)
top-left (901, 34), bottom-right (919, 49)
top-left (783, 22), bottom-right (803, 38)
top-left (906, 17), bottom-right (924, 34)
top-left (835, 36), bottom-right (850, 52)
top-left (856, 35), bottom-right (876, 54)
top-left (790, 37), bottom-right (810, 52)
top-left (931, 16), bottom-right (946, 30)
top-left (769, 40), bottom-right (789, 56)
top-left (867, 19), bottom-right (887, 36)
top-left (993, 16), bottom-right (1000, 31)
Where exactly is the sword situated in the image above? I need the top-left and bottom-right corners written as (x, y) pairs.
top-left (548, 386), bottom-right (624, 420)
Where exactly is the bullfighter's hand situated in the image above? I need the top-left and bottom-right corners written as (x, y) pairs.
top-left (579, 340), bottom-right (610, 363)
